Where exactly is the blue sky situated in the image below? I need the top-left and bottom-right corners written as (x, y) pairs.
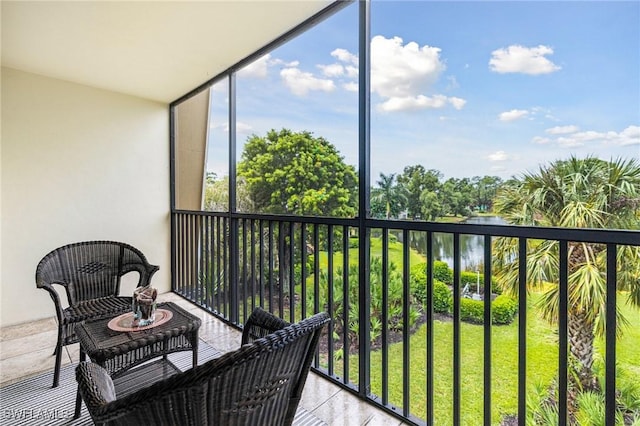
top-left (207, 1), bottom-right (639, 182)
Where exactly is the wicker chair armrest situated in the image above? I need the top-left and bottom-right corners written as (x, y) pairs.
top-left (37, 285), bottom-right (65, 322)
top-left (121, 263), bottom-right (160, 288)
top-left (241, 307), bottom-right (291, 345)
top-left (76, 362), bottom-right (117, 412)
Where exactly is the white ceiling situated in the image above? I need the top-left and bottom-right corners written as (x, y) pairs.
top-left (2, 1), bottom-right (332, 103)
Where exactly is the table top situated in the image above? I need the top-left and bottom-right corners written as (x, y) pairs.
top-left (75, 301), bottom-right (201, 360)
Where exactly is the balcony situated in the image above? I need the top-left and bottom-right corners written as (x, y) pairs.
top-left (1, 217), bottom-right (636, 426)
top-left (170, 210), bottom-right (640, 425)
top-left (2, 2), bottom-right (638, 425)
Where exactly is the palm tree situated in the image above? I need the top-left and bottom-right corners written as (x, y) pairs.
top-left (492, 156), bottom-right (640, 397)
top-left (371, 173), bottom-right (408, 219)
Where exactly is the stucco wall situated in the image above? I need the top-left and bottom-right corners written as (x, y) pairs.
top-left (1, 68), bottom-right (171, 326)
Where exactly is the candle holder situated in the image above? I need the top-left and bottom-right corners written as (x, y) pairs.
top-left (132, 285), bottom-right (158, 326)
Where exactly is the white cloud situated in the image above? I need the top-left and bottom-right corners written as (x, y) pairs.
top-left (532, 136), bottom-right (553, 145)
top-left (489, 45), bottom-right (561, 75)
top-left (449, 97), bottom-right (467, 110)
top-left (280, 67), bottom-right (336, 96)
top-left (271, 58), bottom-right (299, 68)
top-left (236, 121), bottom-right (253, 135)
top-left (315, 53), bottom-right (358, 92)
top-left (238, 55), bottom-right (303, 78)
top-left (617, 125), bottom-right (640, 146)
top-left (563, 126), bottom-right (640, 147)
top-left (546, 125), bottom-right (579, 135)
top-left (557, 135), bottom-right (586, 147)
top-left (488, 151), bottom-right (510, 161)
top-left (238, 54), bottom-right (271, 78)
top-left (530, 106), bottom-right (560, 122)
top-left (533, 125), bottom-right (639, 148)
top-left (343, 81), bottom-right (358, 92)
top-left (345, 65), bottom-right (359, 78)
top-left (499, 109), bottom-right (529, 122)
top-left (378, 94), bottom-right (449, 112)
top-left (291, 36), bottom-right (466, 112)
top-left (318, 63), bottom-right (345, 77)
top-left (371, 35), bottom-right (445, 99)
top-left (331, 48), bottom-right (358, 65)
top-left (368, 35), bottom-right (465, 112)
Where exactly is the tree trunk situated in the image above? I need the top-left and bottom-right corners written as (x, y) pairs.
top-left (567, 309), bottom-right (599, 407)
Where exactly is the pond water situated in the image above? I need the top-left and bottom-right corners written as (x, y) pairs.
top-left (404, 216), bottom-right (507, 271)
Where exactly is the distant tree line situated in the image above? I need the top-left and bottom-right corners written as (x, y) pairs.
top-left (370, 167), bottom-right (503, 220)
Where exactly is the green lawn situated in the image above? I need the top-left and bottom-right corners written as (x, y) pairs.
top-left (335, 292), bottom-right (640, 425)
top-left (302, 238), bottom-right (640, 425)
top-left (338, 293), bottom-right (556, 425)
top-left (315, 237), bottom-right (424, 270)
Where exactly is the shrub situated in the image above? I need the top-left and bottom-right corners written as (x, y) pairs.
top-left (460, 297), bottom-right (484, 324)
top-left (409, 262), bottom-right (452, 313)
top-left (433, 280), bottom-right (452, 313)
top-left (312, 257), bottom-right (423, 350)
top-left (491, 295), bottom-right (518, 325)
top-left (575, 392), bottom-right (609, 426)
top-left (410, 263), bottom-right (428, 303)
top-left (410, 261), bottom-right (454, 301)
top-left (433, 261), bottom-right (453, 284)
top-left (457, 294), bottom-right (518, 325)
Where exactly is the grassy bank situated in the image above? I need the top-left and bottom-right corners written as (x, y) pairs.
top-left (334, 293), bottom-right (640, 425)
top-left (307, 238), bottom-right (640, 424)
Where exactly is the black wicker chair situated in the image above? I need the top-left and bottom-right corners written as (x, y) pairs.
top-left (75, 308), bottom-right (330, 426)
top-left (36, 241), bottom-right (159, 387)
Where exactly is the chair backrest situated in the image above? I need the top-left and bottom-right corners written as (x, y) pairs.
top-left (93, 311), bottom-right (330, 426)
top-left (35, 241), bottom-right (158, 305)
top-left (241, 306), bottom-right (290, 345)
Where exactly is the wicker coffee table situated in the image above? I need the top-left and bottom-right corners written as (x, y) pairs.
top-left (74, 301), bottom-right (201, 418)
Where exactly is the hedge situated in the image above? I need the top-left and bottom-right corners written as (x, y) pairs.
top-left (409, 261), bottom-right (517, 325)
top-left (491, 295), bottom-right (519, 325)
top-left (459, 294), bottom-right (518, 325)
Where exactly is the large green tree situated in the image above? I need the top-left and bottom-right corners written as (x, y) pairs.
top-left (237, 129), bottom-right (357, 297)
top-left (238, 128), bottom-right (357, 217)
top-left (493, 156), bottom-right (640, 399)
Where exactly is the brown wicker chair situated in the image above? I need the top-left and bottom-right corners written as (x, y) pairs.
top-left (75, 308), bottom-right (330, 426)
top-left (36, 241), bottom-right (159, 387)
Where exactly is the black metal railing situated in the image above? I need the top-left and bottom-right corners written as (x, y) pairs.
top-left (171, 209), bottom-right (639, 426)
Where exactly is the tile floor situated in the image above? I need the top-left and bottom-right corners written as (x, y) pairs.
top-left (0, 292), bottom-right (406, 426)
